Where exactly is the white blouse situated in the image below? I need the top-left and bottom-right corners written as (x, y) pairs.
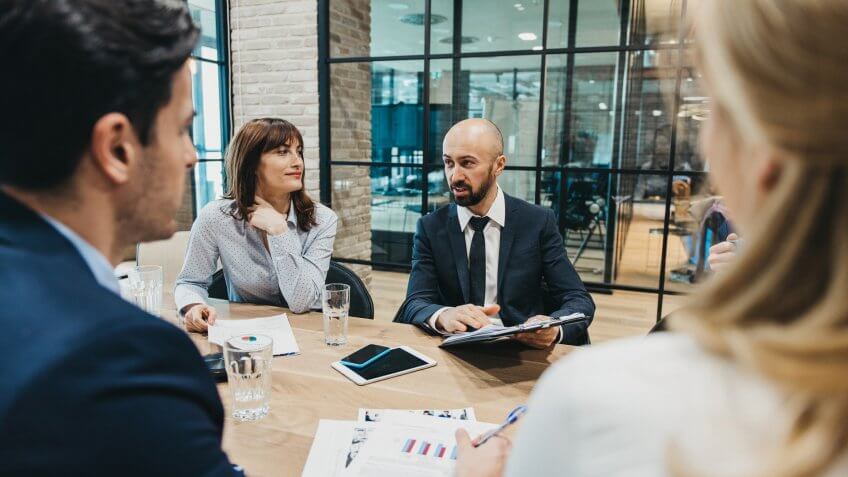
top-left (174, 199), bottom-right (338, 313)
top-left (505, 332), bottom-right (848, 477)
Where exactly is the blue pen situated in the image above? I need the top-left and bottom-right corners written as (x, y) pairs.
top-left (473, 405), bottom-right (527, 447)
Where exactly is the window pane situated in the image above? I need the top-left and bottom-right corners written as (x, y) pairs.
top-left (620, 49), bottom-right (678, 170)
top-left (331, 61), bottom-right (424, 164)
top-left (575, 0), bottom-right (621, 47)
top-left (331, 165), bottom-right (422, 265)
top-left (663, 172), bottom-right (715, 293)
top-left (194, 161), bottom-right (225, 211)
top-left (611, 173), bottom-right (668, 289)
top-left (189, 0), bottom-right (220, 61)
top-left (543, 53), bottom-right (619, 168)
top-left (547, 0), bottom-right (572, 49)
top-left (459, 56), bottom-right (541, 167)
top-left (191, 60), bottom-right (224, 159)
top-left (430, 0), bottom-right (455, 55)
top-left (331, 0), bottom-right (426, 58)
top-left (428, 59), bottom-right (455, 165)
top-left (675, 49), bottom-right (708, 172)
top-left (461, 0), bottom-right (543, 52)
top-left (500, 169), bottom-right (536, 204)
top-left (558, 172), bottom-right (611, 285)
top-left (629, 0), bottom-right (681, 47)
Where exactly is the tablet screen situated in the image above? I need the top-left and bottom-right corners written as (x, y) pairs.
top-left (343, 348), bottom-right (428, 381)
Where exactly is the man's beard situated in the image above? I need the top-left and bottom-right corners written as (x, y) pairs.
top-left (452, 172), bottom-right (495, 207)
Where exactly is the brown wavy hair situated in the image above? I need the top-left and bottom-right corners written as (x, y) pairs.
top-left (223, 118), bottom-right (317, 232)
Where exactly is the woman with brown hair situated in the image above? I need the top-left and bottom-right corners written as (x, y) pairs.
top-left (456, 0), bottom-right (848, 476)
top-left (175, 118), bottom-right (337, 330)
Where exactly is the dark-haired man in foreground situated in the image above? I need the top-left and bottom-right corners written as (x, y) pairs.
top-left (0, 1), bottom-right (242, 475)
top-left (396, 119), bottom-right (595, 347)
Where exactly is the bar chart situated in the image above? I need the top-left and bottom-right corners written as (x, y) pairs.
top-left (400, 438), bottom-right (457, 460)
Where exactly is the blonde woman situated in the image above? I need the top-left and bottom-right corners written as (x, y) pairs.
top-left (456, 0), bottom-right (848, 476)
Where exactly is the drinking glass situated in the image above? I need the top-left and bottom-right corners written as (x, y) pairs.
top-left (126, 265), bottom-right (163, 316)
top-left (223, 334), bottom-right (273, 421)
top-left (322, 283), bottom-right (350, 346)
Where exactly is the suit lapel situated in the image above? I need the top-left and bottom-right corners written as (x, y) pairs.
top-left (497, 194), bottom-right (518, 296)
top-left (446, 204), bottom-right (470, 303)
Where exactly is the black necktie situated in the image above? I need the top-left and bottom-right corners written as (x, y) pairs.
top-left (468, 216), bottom-right (490, 306)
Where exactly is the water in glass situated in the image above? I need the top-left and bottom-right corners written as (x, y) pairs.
top-left (224, 334), bottom-right (273, 421)
top-left (323, 283), bottom-right (350, 346)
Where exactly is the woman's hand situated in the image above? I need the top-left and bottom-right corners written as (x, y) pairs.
top-left (183, 304), bottom-right (218, 332)
top-left (454, 428), bottom-right (511, 477)
top-left (708, 232), bottom-right (739, 273)
top-left (248, 195), bottom-right (288, 236)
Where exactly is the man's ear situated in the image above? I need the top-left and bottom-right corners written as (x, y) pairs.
top-left (89, 113), bottom-right (139, 186)
top-left (494, 154), bottom-right (507, 176)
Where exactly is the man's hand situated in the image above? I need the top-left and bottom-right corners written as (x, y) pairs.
top-left (248, 195), bottom-right (288, 236)
top-left (436, 304), bottom-right (500, 333)
top-left (512, 316), bottom-right (559, 349)
top-left (183, 304), bottom-right (218, 332)
top-left (454, 428), bottom-right (511, 477)
top-left (708, 232), bottom-right (739, 273)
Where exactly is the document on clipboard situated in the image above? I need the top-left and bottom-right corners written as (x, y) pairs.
top-left (438, 312), bottom-right (587, 348)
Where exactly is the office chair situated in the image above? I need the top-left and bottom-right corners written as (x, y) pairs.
top-left (207, 261), bottom-right (375, 319)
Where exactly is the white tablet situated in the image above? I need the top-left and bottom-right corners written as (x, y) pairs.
top-left (331, 346), bottom-right (436, 386)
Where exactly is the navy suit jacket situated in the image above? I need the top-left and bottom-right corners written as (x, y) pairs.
top-left (0, 192), bottom-right (242, 476)
top-left (396, 194), bottom-right (595, 345)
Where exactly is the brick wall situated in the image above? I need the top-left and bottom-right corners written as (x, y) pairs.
top-left (229, 0), bottom-right (373, 284)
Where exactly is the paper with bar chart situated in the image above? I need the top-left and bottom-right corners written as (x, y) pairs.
top-left (342, 414), bottom-right (496, 477)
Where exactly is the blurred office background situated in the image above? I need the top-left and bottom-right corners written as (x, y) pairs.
top-left (182, 0), bottom-right (708, 332)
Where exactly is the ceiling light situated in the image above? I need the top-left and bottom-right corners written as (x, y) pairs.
top-left (532, 45), bottom-right (543, 51)
top-left (687, 77), bottom-right (694, 82)
top-left (652, 109), bottom-right (662, 117)
top-left (589, 79), bottom-right (595, 84)
top-left (598, 102), bottom-right (609, 110)
top-left (518, 32), bottom-right (537, 41)
top-left (388, 2), bottom-right (409, 9)
top-left (399, 13), bottom-right (447, 25)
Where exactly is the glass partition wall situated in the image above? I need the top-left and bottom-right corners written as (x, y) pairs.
top-left (319, 0), bottom-right (708, 320)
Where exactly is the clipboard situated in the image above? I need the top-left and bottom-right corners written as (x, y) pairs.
top-left (438, 312), bottom-right (587, 347)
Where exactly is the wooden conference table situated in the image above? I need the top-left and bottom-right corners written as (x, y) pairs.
top-left (163, 302), bottom-right (573, 476)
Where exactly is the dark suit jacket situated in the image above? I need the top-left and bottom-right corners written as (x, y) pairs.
top-left (0, 192), bottom-right (242, 476)
top-left (396, 194), bottom-right (595, 345)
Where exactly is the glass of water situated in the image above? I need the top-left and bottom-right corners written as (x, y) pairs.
top-left (322, 283), bottom-right (350, 346)
top-left (127, 265), bottom-right (163, 316)
top-left (223, 334), bottom-right (273, 421)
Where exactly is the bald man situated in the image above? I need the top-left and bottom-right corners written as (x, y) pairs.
top-left (395, 119), bottom-right (595, 347)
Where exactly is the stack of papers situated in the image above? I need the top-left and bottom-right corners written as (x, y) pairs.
top-left (207, 314), bottom-right (300, 356)
top-left (302, 408), bottom-right (492, 477)
top-left (440, 312), bottom-right (587, 347)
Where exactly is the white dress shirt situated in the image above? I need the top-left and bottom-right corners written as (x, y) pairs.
top-left (428, 185), bottom-right (506, 330)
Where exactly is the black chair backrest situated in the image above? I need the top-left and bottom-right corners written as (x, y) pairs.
top-left (206, 262), bottom-right (374, 319)
top-left (208, 269), bottom-right (228, 300)
top-left (326, 261), bottom-right (374, 319)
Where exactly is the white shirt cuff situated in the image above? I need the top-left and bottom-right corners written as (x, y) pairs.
top-left (428, 307), bottom-right (452, 335)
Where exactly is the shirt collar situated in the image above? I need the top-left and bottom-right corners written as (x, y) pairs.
top-left (457, 184), bottom-right (505, 231)
top-left (39, 213), bottom-right (121, 295)
top-left (286, 200), bottom-right (298, 228)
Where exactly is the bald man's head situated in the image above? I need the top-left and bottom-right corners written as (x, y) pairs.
top-left (443, 118), bottom-right (504, 158)
top-left (441, 118), bottom-right (507, 208)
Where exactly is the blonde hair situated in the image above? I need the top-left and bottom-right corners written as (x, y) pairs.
top-left (670, 0), bottom-right (848, 476)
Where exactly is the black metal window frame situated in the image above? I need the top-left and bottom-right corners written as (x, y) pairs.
top-left (318, 0), bottom-right (698, 320)
top-left (189, 0), bottom-right (232, 217)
